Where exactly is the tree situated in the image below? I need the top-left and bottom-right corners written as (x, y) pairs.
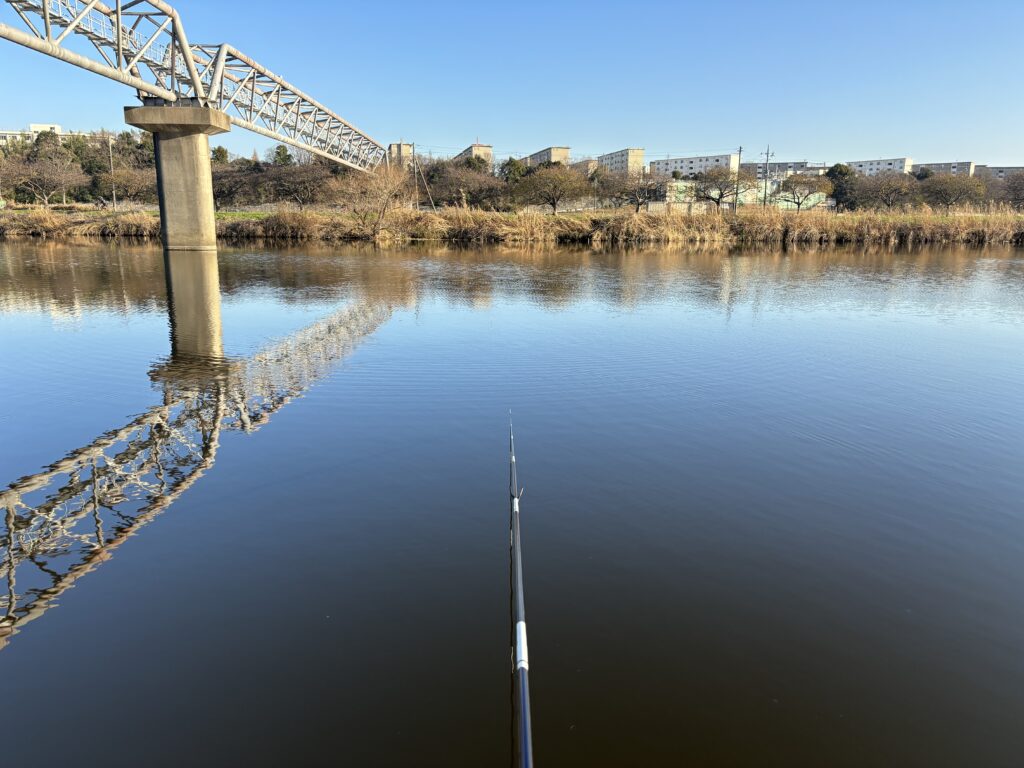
top-left (268, 162), bottom-right (336, 209)
top-left (100, 166), bottom-right (157, 204)
top-left (692, 166), bottom-right (757, 211)
top-left (601, 171), bottom-right (667, 213)
top-left (854, 171), bottom-right (918, 210)
top-left (498, 157), bottom-right (528, 184)
top-left (919, 173), bottom-right (985, 209)
top-left (825, 163), bottom-right (857, 210)
top-left (1003, 172), bottom-right (1024, 210)
top-left (269, 145), bottom-right (294, 166)
top-left (336, 164), bottom-right (411, 238)
top-left (512, 164), bottom-right (590, 214)
top-left (419, 158), bottom-right (506, 209)
top-left (211, 146), bottom-right (230, 164)
top-left (13, 136), bottom-right (89, 207)
top-left (913, 167), bottom-right (934, 181)
top-left (776, 173), bottom-right (833, 211)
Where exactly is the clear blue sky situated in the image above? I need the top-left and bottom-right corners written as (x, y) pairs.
top-left (2, 0), bottom-right (1023, 165)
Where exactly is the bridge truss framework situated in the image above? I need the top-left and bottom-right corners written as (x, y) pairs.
top-left (0, 0), bottom-right (387, 171)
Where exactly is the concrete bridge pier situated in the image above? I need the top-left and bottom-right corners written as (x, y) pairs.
top-left (125, 103), bottom-right (231, 251)
top-left (164, 249), bottom-right (224, 361)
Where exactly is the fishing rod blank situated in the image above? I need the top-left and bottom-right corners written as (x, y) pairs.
top-left (510, 419), bottom-right (534, 768)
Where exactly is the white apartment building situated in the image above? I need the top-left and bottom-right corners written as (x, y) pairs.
top-left (911, 161), bottom-right (975, 176)
top-left (597, 148), bottom-right (645, 175)
top-left (649, 153), bottom-right (739, 177)
top-left (846, 157), bottom-right (913, 176)
top-left (739, 160), bottom-right (826, 180)
top-left (0, 124), bottom-right (90, 148)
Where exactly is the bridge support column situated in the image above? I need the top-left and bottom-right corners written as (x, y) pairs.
top-left (164, 250), bottom-right (224, 360)
top-left (124, 104), bottom-right (231, 251)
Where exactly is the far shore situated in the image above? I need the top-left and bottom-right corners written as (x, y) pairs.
top-left (3, 205), bottom-right (1024, 248)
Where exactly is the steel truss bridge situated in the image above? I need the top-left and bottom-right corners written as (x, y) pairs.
top-left (0, 0), bottom-right (387, 171)
top-left (0, 299), bottom-right (392, 650)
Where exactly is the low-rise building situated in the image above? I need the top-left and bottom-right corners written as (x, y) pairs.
top-left (597, 148), bottom-right (645, 176)
top-left (524, 146), bottom-right (570, 167)
top-left (649, 153), bottom-right (739, 177)
top-left (454, 143), bottom-right (493, 168)
top-left (975, 165), bottom-right (1024, 180)
top-left (846, 157), bottom-right (913, 176)
top-left (911, 161), bottom-right (975, 176)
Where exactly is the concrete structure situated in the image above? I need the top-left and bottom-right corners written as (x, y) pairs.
top-left (598, 148), bottom-right (645, 176)
top-left (846, 158), bottom-right (913, 176)
top-left (975, 165), bottom-right (1024, 181)
top-left (454, 143), bottom-right (494, 167)
top-left (0, 123), bottom-right (91, 148)
top-left (649, 153), bottom-right (739, 177)
top-left (740, 160), bottom-right (826, 180)
top-left (524, 147), bottom-right (570, 167)
top-left (125, 104), bottom-right (230, 252)
top-left (912, 161), bottom-right (976, 177)
top-left (388, 143), bottom-right (414, 170)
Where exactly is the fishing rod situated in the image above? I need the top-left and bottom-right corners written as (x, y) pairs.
top-left (509, 417), bottom-right (534, 768)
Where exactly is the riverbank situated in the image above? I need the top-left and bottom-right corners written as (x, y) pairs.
top-left (3, 207), bottom-right (1024, 246)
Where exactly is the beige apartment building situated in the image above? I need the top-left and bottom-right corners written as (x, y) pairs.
top-left (846, 157), bottom-right (913, 176)
top-left (649, 153), bottom-right (739, 177)
top-left (975, 165), bottom-right (1024, 180)
top-left (388, 143), bottom-right (414, 170)
top-left (911, 161), bottom-right (976, 176)
top-left (597, 148), bottom-right (645, 175)
top-left (454, 143), bottom-right (494, 167)
top-left (524, 146), bottom-right (570, 167)
top-left (570, 158), bottom-right (599, 176)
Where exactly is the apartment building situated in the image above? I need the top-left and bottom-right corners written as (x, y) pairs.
top-left (570, 158), bottom-right (599, 176)
top-left (975, 165), bottom-right (1024, 180)
top-left (649, 153), bottom-right (739, 177)
top-left (911, 161), bottom-right (975, 176)
top-left (524, 146), bottom-right (570, 167)
top-left (387, 143), bottom-right (414, 170)
top-left (597, 148), bottom-right (645, 176)
top-left (846, 157), bottom-right (913, 176)
top-left (739, 160), bottom-right (826, 180)
top-left (454, 143), bottom-right (494, 167)
top-left (0, 124), bottom-right (90, 148)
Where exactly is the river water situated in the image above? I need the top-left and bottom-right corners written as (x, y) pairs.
top-left (1, 242), bottom-right (1023, 766)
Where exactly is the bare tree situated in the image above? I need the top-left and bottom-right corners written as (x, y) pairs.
top-left (600, 171), bottom-right (667, 213)
top-left (692, 167), bottom-right (757, 211)
top-left (13, 149), bottom-right (89, 207)
top-left (513, 165), bottom-right (591, 214)
top-left (776, 173), bottom-right (834, 212)
top-left (920, 173), bottom-right (985, 210)
top-left (269, 162), bottom-right (336, 209)
top-left (99, 165), bottom-right (157, 205)
top-left (1003, 172), bottom-right (1024, 210)
top-left (854, 172), bottom-right (918, 210)
top-left (336, 164), bottom-right (411, 238)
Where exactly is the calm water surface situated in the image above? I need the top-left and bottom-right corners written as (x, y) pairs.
top-left (1, 242), bottom-right (1023, 766)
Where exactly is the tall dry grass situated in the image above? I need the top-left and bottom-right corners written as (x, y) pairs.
top-left (4, 205), bottom-right (1024, 246)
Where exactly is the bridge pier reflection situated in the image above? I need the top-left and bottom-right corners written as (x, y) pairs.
top-left (164, 249), bottom-right (225, 361)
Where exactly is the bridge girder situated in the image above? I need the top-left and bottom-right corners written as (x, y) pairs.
top-left (0, 0), bottom-right (386, 171)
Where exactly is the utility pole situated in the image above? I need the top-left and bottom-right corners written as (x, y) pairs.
top-left (735, 146), bottom-right (743, 214)
top-left (411, 142), bottom-right (419, 211)
top-left (107, 135), bottom-right (118, 211)
top-left (761, 144), bottom-right (775, 208)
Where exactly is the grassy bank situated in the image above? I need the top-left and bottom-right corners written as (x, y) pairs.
top-left (3, 206), bottom-right (1024, 247)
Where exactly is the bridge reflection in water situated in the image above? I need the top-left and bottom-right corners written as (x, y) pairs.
top-left (0, 251), bottom-right (392, 650)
